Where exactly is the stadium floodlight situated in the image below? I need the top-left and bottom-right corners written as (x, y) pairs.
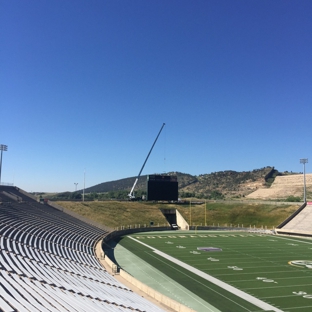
top-left (300, 158), bottom-right (308, 203)
top-left (0, 144), bottom-right (8, 185)
top-left (189, 200), bottom-right (192, 228)
top-left (83, 169), bottom-right (85, 202)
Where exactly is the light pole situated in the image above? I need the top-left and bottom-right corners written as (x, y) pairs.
top-left (74, 183), bottom-right (78, 191)
top-left (204, 200), bottom-right (207, 226)
top-left (0, 144), bottom-right (8, 185)
top-left (83, 169), bottom-right (85, 202)
top-left (300, 158), bottom-right (308, 203)
top-left (189, 199), bottom-right (192, 229)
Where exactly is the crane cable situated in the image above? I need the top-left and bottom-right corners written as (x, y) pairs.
top-left (163, 124), bottom-right (167, 174)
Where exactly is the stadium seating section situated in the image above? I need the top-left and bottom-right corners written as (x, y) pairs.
top-left (276, 201), bottom-right (312, 236)
top-left (0, 186), bottom-right (165, 312)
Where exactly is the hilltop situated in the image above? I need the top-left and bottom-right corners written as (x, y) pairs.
top-left (61, 166), bottom-right (298, 200)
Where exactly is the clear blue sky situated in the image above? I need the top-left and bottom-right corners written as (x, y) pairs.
top-left (1, 0), bottom-right (311, 192)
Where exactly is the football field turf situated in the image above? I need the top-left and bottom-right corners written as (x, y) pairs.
top-left (118, 231), bottom-right (312, 312)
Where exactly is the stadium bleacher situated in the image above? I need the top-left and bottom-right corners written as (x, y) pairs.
top-left (276, 201), bottom-right (312, 236)
top-left (0, 186), bottom-right (165, 312)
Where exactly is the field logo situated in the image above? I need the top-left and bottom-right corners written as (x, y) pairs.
top-left (289, 260), bottom-right (312, 269)
top-left (293, 291), bottom-right (312, 299)
top-left (256, 277), bottom-right (277, 284)
top-left (197, 247), bottom-right (222, 252)
top-left (228, 266), bottom-right (243, 271)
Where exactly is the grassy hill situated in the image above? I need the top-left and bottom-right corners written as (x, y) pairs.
top-left (46, 166), bottom-right (302, 201)
top-left (81, 171), bottom-right (197, 195)
top-left (56, 201), bottom-right (168, 228)
top-left (66, 166), bottom-right (290, 199)
top-left (56, 200), bottom-right (300, 229)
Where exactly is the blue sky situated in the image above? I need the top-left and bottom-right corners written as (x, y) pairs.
top-left (1, 0), bottom-right (311, 192)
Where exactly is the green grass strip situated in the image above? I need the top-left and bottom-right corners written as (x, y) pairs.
top-left (119, 235), bottom-right (269, 312)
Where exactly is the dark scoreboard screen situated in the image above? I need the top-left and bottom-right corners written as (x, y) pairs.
top-left (147, 175), bottom-right (178, 201)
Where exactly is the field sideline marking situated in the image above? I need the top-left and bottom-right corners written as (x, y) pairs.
top-left (129, 236), bottom-right (284, 312)
top-left (123, 249), bottom-right (213, 310)
top-left (145, 250), bottom-right (253, 312)
top-left (274, 235), bottom-right (312, 245)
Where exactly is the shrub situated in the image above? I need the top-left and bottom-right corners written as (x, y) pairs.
top-left (285, 195), bottom-right (301, 202)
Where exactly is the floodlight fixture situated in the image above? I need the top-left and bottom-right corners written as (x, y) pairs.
top-left (300, 158), bottom-right (308, 203)
top-left (0, 144), bottom-right (8, 185)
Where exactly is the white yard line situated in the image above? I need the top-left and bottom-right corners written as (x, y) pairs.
top-left (146, 252), bottom-right (255, 312)
top-left (129, 236), bottom-right (285, 312)
top-left (274, 235), bottom-right (312, 245)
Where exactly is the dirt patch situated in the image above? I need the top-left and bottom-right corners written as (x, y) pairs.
top-left (247, 174), bottom-right (312, 200)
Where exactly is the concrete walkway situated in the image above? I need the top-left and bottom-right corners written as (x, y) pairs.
top-left (113, 235), bottom-right (221, 312)
top-left (95, 240), bottom-right (174, 311)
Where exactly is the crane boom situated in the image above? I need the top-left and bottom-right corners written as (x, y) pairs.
top-left (128, 123), bottom-right (165, 199)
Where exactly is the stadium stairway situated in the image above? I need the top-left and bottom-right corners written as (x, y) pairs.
top-left (0, 186), bottom-right (166, 312)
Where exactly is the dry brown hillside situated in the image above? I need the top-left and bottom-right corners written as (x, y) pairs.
top-left (178, 167), bottom-right (277, 199)
top-left (80, 167), bottom-right (284, 199)
top-left (247, 173), bottom-right (312, 200)
top-left (52, 166), bottom-right (307, 200)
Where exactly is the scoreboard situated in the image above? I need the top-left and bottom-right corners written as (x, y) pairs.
top-left (147, 175), bottom-right (178, 201)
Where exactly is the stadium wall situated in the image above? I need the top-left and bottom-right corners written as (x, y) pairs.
top-left (119, 270), bottom-right (195, 312)
top-left (176, 209), bottom-right (189, 230)
top-left (101, 228), bottom-right (195, 312)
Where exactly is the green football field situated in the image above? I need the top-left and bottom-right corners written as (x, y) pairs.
top-left (118, 231), bottom-right (312, 312)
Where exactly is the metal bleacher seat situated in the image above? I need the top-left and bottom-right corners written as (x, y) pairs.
top-left (0, 186), bottom-right (165, 312)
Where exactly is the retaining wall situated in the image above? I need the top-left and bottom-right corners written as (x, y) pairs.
top-left (102, 228), bottom-right (195, 312)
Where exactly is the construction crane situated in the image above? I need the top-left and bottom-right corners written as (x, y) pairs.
top-left (128, 123), bottom-right (166, 200)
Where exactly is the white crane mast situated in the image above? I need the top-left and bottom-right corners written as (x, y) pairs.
top-left (128, 123), bottom-right (166, 199)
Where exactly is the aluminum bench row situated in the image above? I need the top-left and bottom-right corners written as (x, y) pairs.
top-left (0, 200), bottom-right (165, 312)
top-left (1, 216), bottom-right (100, 263)
top-left (1, 268), bottom-right (164, 312)
top-left (0, 202), bottom-right (104, 238)
top-left (0, 206), bottom-right (102, 245)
